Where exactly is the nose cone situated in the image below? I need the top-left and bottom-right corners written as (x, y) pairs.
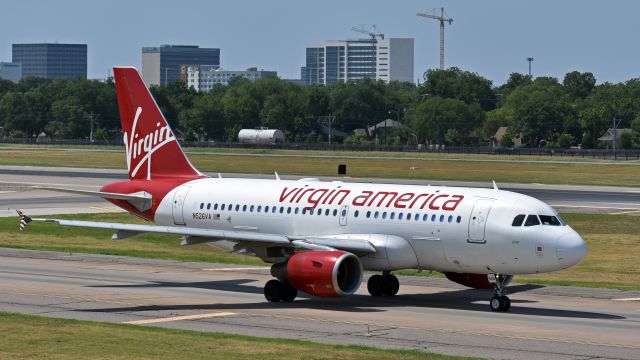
top-left (556, 230), bottom-right (587, 268)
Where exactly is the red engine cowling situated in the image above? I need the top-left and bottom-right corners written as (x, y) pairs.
top-left (271, 251), bottom-right (363, 297)
top-left (444, 272), bottom-right (494, 289)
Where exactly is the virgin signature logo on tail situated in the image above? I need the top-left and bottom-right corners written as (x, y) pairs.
top-left (123, 106), bottom-right (176, 179)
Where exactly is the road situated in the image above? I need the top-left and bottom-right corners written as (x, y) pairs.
top-left (1, 165), bottom-right (640, 217)
top-left (0, 248), bottom-right (638, 360)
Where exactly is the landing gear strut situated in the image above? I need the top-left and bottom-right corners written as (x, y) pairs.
top-left (489, 274), bottom-right (512, 312)
top-left (264, 279), bottom-right (297, 302)
top-left (367, 272), bottom-right (400, 297)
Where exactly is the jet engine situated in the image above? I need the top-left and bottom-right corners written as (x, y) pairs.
top-left (271, 250), bottom-right (363, 297)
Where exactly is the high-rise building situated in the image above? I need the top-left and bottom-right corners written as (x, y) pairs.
top-left (12, 43), bottom-right (87, 79)
top-left (182, 65), bottom-right (277, 91)
top-left (141, 45), bottom-right (220, 86)
top-left (0, 62), bottom-right (22, 83)
top-left (303, 37), bottom-right (413, 86)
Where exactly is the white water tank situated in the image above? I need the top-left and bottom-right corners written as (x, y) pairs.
top-left (238, 129), bottom-right (284, 144)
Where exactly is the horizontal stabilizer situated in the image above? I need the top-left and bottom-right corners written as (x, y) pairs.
top-left (33, 186), bottom-right (152, 211)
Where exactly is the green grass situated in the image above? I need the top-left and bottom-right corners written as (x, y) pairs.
top-left (0, 312), bottom-right (469, 360)
top-left (2, 146), bottom-right (640, 186)
top-left (1, 212), bottom-right (639, 291)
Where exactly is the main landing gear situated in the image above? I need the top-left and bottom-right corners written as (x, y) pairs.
top-left (489, 274), bottom-right (513, 312)
top-left (367, 271), bottom-right (400, 297)
top-left (264, 279), bottom-right (297, 302)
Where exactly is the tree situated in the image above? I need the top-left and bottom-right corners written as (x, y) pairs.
top-left (619, 132), bottom-right (633, 149)
top-left (557, 133), bottom-right (575, 149)
top-left (329, 79), bottom-right (387, 132)
top-left (406, 96), bottom-right (483, 144)
top-left (581, 132), bottom-right (594, 149)
top-left (444, 128), bottom-right (461, 145)
top-left (421, 67), bottom-right (496, 111)
top-left (563, 71), bottom-right (596, 99)
top-left (508, 77), bottom-right (571, 144)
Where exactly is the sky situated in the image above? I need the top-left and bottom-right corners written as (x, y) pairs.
top-left (1, 0), bottom-right (638, 85)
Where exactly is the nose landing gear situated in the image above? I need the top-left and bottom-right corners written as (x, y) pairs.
top-left (489, 274), bottom-right (512, 312)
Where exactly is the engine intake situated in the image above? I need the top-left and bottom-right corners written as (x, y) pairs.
top-left (271, 250), bottom-right (363, 297)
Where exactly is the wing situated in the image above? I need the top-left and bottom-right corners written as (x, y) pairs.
top-left (26, 216), bottom-right (376, 256)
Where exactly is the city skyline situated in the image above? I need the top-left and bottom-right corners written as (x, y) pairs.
top-left (0, 0), bottom-right (638, 85)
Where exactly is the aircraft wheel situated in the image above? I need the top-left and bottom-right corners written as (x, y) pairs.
top-left (280, 282), bottom-right (298, 302)
top-left (490, 295), bottom-right (504, 312)
top-left (501, 295), bottom-right (511, 311)
top-left (383, 274), bottom-right (400, 296)
top-left (264, 279), bottom-right (283, 302)
top-left (367, 274), bottom-right (385, 296)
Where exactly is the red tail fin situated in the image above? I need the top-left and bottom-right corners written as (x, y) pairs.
top-left (113, 67), bottom-right (202, 180)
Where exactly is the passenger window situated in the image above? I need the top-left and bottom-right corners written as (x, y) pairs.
top-left (221, 204), bottom-right (226, 211)
top-left (243, 205), bottom-right (247, 212)
top-left (317, 209), bottom-right (322, 216)
top-left (374, 211), bottom-right (379, 219)
top-left (382, 212), bottom-right (387, 219)
top-left (512, 214), bottom-right (526, 226)
top-left (272, 207), bottom-right (277, 213)
top-left (333, 209), bottom-right (338, 216)
top-left (448, 215), bottom-right (453, 223)
top-left (431, 214), bottom-right (436, 222)
top-left (280, 207), bottom-right (285, 214)
top-left (423, 214), bottom-right (428, 221)
top-left (399, 213), bottom-right (404, 220)
top-left (295, 207), bottom-right (299, 214)
top-left (415, 214), bottom-right (419, 221)
top-left (456, 216), bottom-right (462, 223)
top-left (287, 207), bottom-right (291, 214)
top-left (214, 203), bottom-right (218, 210)
top-left (524, 215), bottom-right (541, 227)
top-left (250, 205), bottom-right (254, 212)
top-left (235, 204), bottom-right (239, 211)
top-left (200, 203), bottom-right (204, 210)
top-left (257, 205), bottom-right (261, 212)
top-left (302, 208), bottom-right (307, 215)
top-left (354, 210), bottom-right (359, 218)
top-left (539, 215), bottom-right (561, 226)
top-left (366, 211), bottom-right (371, 218)
top-left (390, 212), bottom-right (395, 220)
top-left (309, 208), bottom-right (314, 215)
top-left (325, 209), bottom-right (329, 216)
top-left (406, 213), bottom-right (411, 221)
top-left (439, 215), bottom-right (445, 222)
top-left (207, 203), bottom-right (211, 210)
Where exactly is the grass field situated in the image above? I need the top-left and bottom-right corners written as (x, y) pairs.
top-left (1, 212), bottom-right (638, 291)
top-left (1, 146), bottom-right (640, 186)
top-left (0, 312), bottom-right (468, 360)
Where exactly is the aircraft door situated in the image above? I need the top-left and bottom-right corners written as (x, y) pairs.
top-left (172, 185), bottom-right (191, 225)
top-left (468, 199), bottom-right (493, 243)
top-left (339, 205), bottom-right (349, 226)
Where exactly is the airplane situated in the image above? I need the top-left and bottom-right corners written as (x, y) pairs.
top-left (18, 67), bottom-right (587, 312)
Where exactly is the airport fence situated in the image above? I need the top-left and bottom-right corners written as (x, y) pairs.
top-left (2, 138), bottom-right (640, 161)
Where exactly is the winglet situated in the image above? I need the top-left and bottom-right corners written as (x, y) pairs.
top-left (275, 172), bottom-right (280, 181)
top-left (492, 180), bottom-right (499, 191)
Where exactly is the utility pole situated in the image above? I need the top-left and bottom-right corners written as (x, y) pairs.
top-left (527, 57), bottom-right (534, 77)
top-left (612, 115), bottom-right (622, 160)
top-left (88, 112), bottom-right (101, 143)
top-left (417, 8), bottom-right (453, 70)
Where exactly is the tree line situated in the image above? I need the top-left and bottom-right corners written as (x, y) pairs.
top-left (2, 67), bottom-right (640, 149)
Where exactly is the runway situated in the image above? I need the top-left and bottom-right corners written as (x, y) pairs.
top-left (0, 248), bottom-right (638, 360)
top-left (1, 165), bottom-right (640, 217)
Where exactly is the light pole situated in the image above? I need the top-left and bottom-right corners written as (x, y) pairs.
top-left (526, 57), bottom-right (534, 77)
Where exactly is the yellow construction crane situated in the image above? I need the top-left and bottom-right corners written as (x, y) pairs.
top-left (417, 8), bottom-right (453, 70)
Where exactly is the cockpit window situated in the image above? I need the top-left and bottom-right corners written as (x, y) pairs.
top-left (524, 215), bottom-right (541, 227)
top-left (512, 214), bottom-right (526, 226)
top-left (539, 215), bottom-right (561, 226)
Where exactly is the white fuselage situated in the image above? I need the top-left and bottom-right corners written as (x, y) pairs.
top-left (154, 177), bottom-right (586, 275)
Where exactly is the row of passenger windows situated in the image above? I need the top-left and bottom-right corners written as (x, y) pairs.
top-left (199, 202), bottom-right (462, 224)
top-left (511, 214), bottom-right (562, 227)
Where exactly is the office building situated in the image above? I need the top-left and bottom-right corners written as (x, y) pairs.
top-left (182, 65), bottom-right (276, 91)
top-left (303, 37), bottom-right (413, 86)
top-left (0, 62), bottom-right (22, 83)
top-left (142, 45), bottom-right (220, 86)
top-left (12, 43), bottom-right (87, 79)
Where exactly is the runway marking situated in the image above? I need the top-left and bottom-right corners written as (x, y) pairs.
top-left (240, 312), bottom-right (640, 350)
top-left (0, 190), bottom-right (17, 194)
top-left (612, 297), bottom-right (640, 301)
top-left (88, 206), bottom-right (124, 213)
top-left (125, 312), bottom-right (237, 325)
top-left (550, 204), bottom-right (640, 210)
top-left (201, 267), bottom-right (269, 272)
top-left (608, 210), bottom-right (640, 215)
